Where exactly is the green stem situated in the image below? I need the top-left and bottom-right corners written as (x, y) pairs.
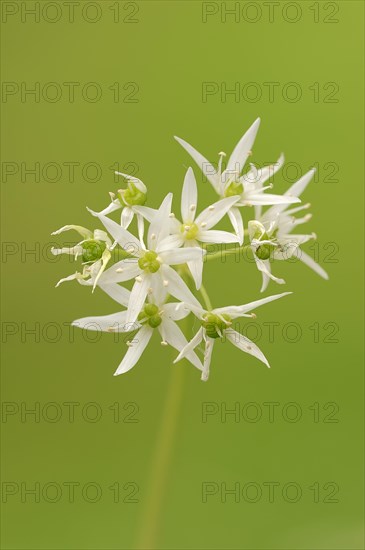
top-left (199, 283), bottom-right (213, 311)
top-left (205, 244), bottom-right (250, 262)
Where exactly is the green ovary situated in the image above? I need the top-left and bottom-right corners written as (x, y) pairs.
top-left (181, 222), bottom-right (199, 240)
top-left (119, 183), bottom-right (147, 206)
top-left (224, 181), bottom-right (243, 197)
top-left (138, 303), bottom-right (162, 328)
top-left (254, 230), bottom-right (276, 261)
top-left (138, 251), bottom-right (161, 273)
top-left (202, 313), bottom-right (232, 339)
top-left (82, 240), bottom-right (106, 263)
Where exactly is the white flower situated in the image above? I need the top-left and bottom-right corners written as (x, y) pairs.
top-left (51, 225), bottom-right (112, 290)
top-left (91, 193), bottom-right (205, 324)
top-left (72, 284), bottom-right (202, 376)
top-left (174, 292), bottom-right (292, 381)
top-left (163, 167), bottom-right (240, 289)
top-left (175, 118), bottom-right (300, 244)
top-left (92, 172), bottom-right (157, 242)
top-left (249, 169), bottom-right (329, 292)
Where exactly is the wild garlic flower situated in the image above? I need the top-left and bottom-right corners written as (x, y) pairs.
top-left (72, 284), bottom-right (202, 375)
top-left (249, 169), bottom-right (329, 292)
top-left (164, 167), bottom-right (240, 288)
top-left (175, 119), bottom-right (300, 244)
top-left (51, 225), bottom-right (112, 290)
top-left (174, 292), bottom-right (291, 381)
top-left (91, 194), bottom-right (204, 324)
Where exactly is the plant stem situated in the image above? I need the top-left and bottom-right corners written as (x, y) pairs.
top-left (199, 283), bottom-right (213, 311)
top-left (205, 244), bottom-right (250, 262)
top-left (136, 363), bottom-right (185, 549)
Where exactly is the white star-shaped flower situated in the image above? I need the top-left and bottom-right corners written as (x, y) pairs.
top-left (91, 193), bottom-right (205, 324)
top-left (72, 284), bottom-right (202, 376)
top-left (249, 168), bottom-right (329, 292)
top-left (175, 118), bottom-right (300, 244)
top-left (163, 167), bottom-right (240, 289)
top-left (174, 292), bottom-right (292, 381)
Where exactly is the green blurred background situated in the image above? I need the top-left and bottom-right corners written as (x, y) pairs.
top-left (1, 1), bottom-right (364, 548)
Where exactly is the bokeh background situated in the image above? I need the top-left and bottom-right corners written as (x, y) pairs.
top-left (1, 1), bottom-right (364, 548)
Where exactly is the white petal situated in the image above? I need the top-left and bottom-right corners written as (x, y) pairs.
top-left (299, 249), bottom-right (329, 280)
top-left (181, 167), bottom-right (198, 222)
top-left (228, 207), bottom-right (244, 245)
top-left (187, 255), bottom-right (203, 290)
top-left (97, 201), bottom-right (121, 217)
top-left (242, 193), bottom-right (300, 206)
top-left (88, 210), bottom-right (142, 255)
top-left (199, 230), bottom-right (239, 244)
top-left (264, 169), bottom-right (315, 220)
top-left (51, 245), bottom-right (83, 257)
top-left (214, 292), bottom-right (292, 318)
top-left (159, 246), bottom-right (205, 266)
top-left (98, 283), bottom-right (131, 306)
top-left (158, 234), bottom-right (185, 252)
top-left (195, 196), bottom-right (240, 230)
top-left (51, 225), bottom-right (93, 240)
top-left (125, 274), bottom-right (151, 325)
top-left (147, 193), bottom-right (172, 250)
top-left (163, 303), bottom-right (191, 321)
top-left (133, 205), bottom-right (158, 222)
top-left (121, 207), bottom-right (134, 229)
top-left (174, 136), bottom-right (220, 192)
top-left (225, 329), bottom-right (270, 368)
top-left (136, 213), bottom-right (145, 243)
top-left (201, 338), bottom-right (215, 381)
top-left (72, 311), bottom-right (133, 333)
top-left (55, 272), bottom-right (80, 287)
top-left (160, 319), bottom-right (202, 370)
top-left (224, 118), bottom-right (261, 177)
top-left (246, 154), bottom-right (285, 218)
top-left (115, 172), bottom-right (147, 193)
top-left (99, 260), bottom-right (140, 284)
top-left (147, 272), bottom-right (169, 304)
top-left (160, 265), bottom-right (202, 309)
top-left (254, 256), bottom-right (285, 292)
top-left (174, 327), bottom-right (204, 364)
top-left (114, 326), bottom-right (153, 375)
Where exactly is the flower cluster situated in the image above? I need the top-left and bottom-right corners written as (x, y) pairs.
top-left (52, 118), bottom-right (328, 380)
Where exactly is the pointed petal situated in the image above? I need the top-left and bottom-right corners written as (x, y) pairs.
top-left (121, 207), bottom-right (134, 229)
top-left (98, 259), bottom-right (140, 284)
top-left (51, 225), bottom-right (93, 240)
top-left (199, 230), bottom-right (239, 244)
top-left (98, 283), bottom-right (131, 306)
top-left (181, 167), bottom-right (198, 222)
top-left (299, 249), bottom-right (329, 280)
top-left (264, 169), bottom-right (315, 220)
top-left (254, 256), bottom-right (285, 291)
top-left (125, 274), bottom-right (151, 325)
top-left (228, 207), bottom-right (244, 245)
top-left (87, 210), bottom-right (142, 254)
top-left (187, 255), bottom-right (203, 290)
top-left (72, 311), bottom-right (131, 333)
top-left (161, 319), bottom-right (202, 370)
top-left (174, 136), bottom-right (220, 191)
top-left (195, 196), bottom-right (240, 230)
top-left (163, 302), bottom-right (191, 321)
top-left (214, 292), bottom-right (292, 318)
top-left (158, 234), bottom-right (185, 252)
top-left (159, 246), bottom-right (204, 266)
top-left (174, 327), bottom-right (204, 363)
top-left (160, 265), bottom-right (202, 309)
top-left (242, 193), bottom-right (300, 206)
top-left (114, 326), bottom-right (153, 375)
top-left (133, 205), bottom-right (158, 222)
top-left (97, 201), bottom-right (121, 217)
top-left (225, 118), bottom-right (261, 177)
top-left (225, 329), bottom-right (270, 368)
top-left (147, 193), bottom-right (173, 250)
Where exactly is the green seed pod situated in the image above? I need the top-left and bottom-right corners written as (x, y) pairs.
top-left (256, 243), bottom-right (274, 260)
top-left (82, 240), bottom-right (106, 263)
top-left (148, 314), bottom-right (162, 328)
top-left (119, 183), bottom-right (147, 206)
top-left (144, 303), bottom-right (159, 316)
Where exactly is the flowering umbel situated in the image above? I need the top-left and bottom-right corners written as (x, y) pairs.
top-left (52, 118), bottom-right (328, 380)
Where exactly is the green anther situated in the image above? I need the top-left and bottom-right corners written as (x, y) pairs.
top-left (202, 313), bottom-right (232, 339)
top-left (82, 240), bottom-right (106, 263)
top-left (148, 314), bottom-right (162, 328)
top-left (181, 222), bottom-right (199, 241)
top-left (119, 183), bottom-right (147, 206)
top-left (138, 250), bottom-right (161, 273)
top-left (224, 181), bottom-right (243, 198)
